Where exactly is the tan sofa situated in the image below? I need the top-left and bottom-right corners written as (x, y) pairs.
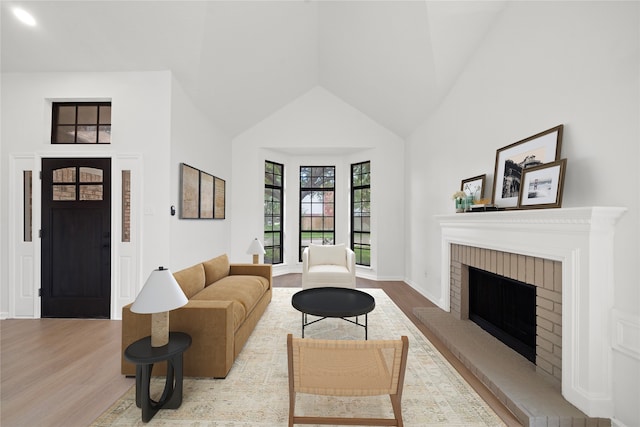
top-left (121, 254), bottom-right (272, 378)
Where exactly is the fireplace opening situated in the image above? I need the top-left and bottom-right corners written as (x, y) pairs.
top-left (468, 267), bottom-right (536, 363)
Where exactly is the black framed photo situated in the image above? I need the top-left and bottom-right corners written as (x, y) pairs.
top-left (461, 174), bottom-right (486, 202)
top-left (492, 125), bottom-right (563, 209)
top-left (518, 159), bottom-right (567, 209)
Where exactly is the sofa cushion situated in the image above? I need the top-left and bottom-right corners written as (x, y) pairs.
top-left (309, 243), bottom-right (346, 266)
top-left (203, 254), bottom-right (230, 286)
top-left (191, 275), bottom-right (269, 331)
top-left (173, 263), bottom-right (206, 299)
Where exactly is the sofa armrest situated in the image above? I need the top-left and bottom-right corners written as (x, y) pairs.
top-left (122, 299), bottom-right (236, 378)
top-left (229, 263), bottom-right (272, 289)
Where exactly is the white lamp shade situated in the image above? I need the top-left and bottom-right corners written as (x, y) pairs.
top-left (130, 267), bottom-right (188, 314)
top-left (246, 238), bottom-right (265, 255)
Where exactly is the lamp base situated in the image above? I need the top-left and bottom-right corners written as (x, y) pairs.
top-left (151, 311), bottom-right (169, 347)
top-left (252, 254), bottom-right (259, 264)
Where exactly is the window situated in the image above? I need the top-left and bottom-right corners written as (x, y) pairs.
top-left (122, 170), bottom-right (131, 242)
top-left (23, 171), bottom-right (32, 242)
top-left (300, 166), bottom-right (335, 260)
top-left (52, 166), bottom-right (104, 201)
top-left (264, 161), bottom-right (283, 264)
top-left (351, 161), bottom-right (370, 266)
top-left (51, 102), bottom-right (111, 144)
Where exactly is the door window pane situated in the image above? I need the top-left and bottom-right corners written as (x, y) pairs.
top-left (53, 167), bottom-right (76, 183)
top-left (80, 185), bottom-right (103, 200)
top-left (80, 167), bottom-right (103, 182)
top-left (53, 185), bottom-right (76, 201)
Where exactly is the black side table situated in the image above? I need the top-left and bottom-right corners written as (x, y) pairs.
top-left (124, 332), bottom-right (192, 422)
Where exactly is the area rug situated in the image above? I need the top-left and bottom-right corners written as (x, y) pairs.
top-left (92, 288), bottom-right (505, 426)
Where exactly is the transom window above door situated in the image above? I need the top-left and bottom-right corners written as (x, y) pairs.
top-left (51, 102), bottom-right (111, 144)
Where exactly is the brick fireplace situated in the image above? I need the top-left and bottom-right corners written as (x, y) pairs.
top-left (450, 244), bottom-right (562, 381)
top-left (437, 207), bottom-right (626, 420)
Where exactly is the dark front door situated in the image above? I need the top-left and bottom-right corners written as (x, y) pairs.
top-left (41, 158), bottom-right (111, 318)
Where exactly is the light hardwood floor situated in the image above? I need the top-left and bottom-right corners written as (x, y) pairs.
top-left (1, 275), bottom-right (521, 426)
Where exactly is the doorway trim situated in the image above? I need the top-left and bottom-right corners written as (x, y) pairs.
top-left (7, 151), bottom-right (142, 319)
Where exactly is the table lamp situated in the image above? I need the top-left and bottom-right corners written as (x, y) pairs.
top-left (246, 238), bottom-right (265, 264)
top-left (130, 266), bottom-right (188, 347)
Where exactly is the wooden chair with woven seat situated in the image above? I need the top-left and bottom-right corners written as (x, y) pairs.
top-left (286, 333), bottom-right (409, 427)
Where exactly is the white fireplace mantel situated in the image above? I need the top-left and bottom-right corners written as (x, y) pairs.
top-left (436, 206), bottom-right (627, 419)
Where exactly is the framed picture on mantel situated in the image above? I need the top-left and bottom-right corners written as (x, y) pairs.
top-left (461, 174), bottom-right (486, 202)
top-left (492, 125), bottom-right (563, 209)
top-left (518, 159), bottom-right (567, 209)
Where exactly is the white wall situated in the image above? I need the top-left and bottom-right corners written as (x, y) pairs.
top-left (0, 71), bottom-right (173, 317)
top-left (405, 2), bottom-right (639, 425)
top-left (169, 76), bottom-right (232, 270)
top-left (230, 86), bottom-right (405, 279)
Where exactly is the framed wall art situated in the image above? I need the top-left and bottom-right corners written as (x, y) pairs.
top-left (199, 171), bottom-right (214, 219)
top-left (180, 163), bottom-right (225, 219)
top-left (518, 159), bottom-right (567, 209)
top-left (491, 124), bottom-right (563, 209)
top-left (461, 174), bottom-right (486, 202)
top-left (214, 177), bottom-right (225, 219)
top-left (180, 163), bottom-right (199, 219)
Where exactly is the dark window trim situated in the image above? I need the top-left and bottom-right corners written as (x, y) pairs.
top-left (264, 161), bottom-right (284, 265)
top-left (51, 101), bottom-right (112, 144)
top-left (351, 161), bottom-right (371, 267)
top-left (299, 165), bottom-right (335, 262)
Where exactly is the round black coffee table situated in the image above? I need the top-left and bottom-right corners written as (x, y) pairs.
top-left (291, 287), bottom-right (376, 339)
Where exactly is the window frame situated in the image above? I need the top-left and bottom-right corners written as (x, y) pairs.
top-left (264, 161), bottom-right (284, 264)
top-left (299, 165), bottom-right (335, 261)
top-left (51, 101), bottom-right (112, 144)
top-left (351, 161), bottom-right (371, 266)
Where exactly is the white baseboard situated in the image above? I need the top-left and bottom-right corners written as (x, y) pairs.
top-left (403, 278), bottom-right (444, 309)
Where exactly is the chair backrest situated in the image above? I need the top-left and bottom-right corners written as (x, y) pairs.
top-left (306, 243), bottom-right (347, 267)
top-left (287, 334), bottom-right (409, 397)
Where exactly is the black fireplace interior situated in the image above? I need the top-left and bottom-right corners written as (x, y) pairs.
top-left (468, 267), bottom-right (536, 363)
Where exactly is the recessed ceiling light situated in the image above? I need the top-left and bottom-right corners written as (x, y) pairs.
top-left (13, 7), bottom-right (37, 27)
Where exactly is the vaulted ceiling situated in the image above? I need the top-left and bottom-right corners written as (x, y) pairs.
top-left (1, 1), bottom-right (506, 138)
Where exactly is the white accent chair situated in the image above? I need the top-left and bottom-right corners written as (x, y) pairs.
top-left (301, 244), bottom-right (356, 289)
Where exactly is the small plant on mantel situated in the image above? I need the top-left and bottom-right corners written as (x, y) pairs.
top-left (452, 191), bottom-right (466, 200)
top-left (452, 191), bottom-right (466, 213)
